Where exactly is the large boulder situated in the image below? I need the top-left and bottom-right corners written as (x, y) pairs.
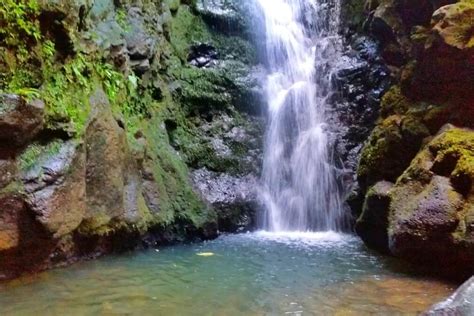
top-left (388, 126), bottom-right (474, 276)
top-left (0, 193), bottom-right (28, 252)
top-left (21, 141), bottom-right (86, 238)
top-left (0, 190), bottom-right (55, 280)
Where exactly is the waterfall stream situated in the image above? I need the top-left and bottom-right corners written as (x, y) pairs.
top-left (258, 0), bottom-right (347, 232)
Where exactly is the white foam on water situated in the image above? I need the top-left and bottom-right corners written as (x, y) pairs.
top-left (237, 230), bottom-right (355, 248)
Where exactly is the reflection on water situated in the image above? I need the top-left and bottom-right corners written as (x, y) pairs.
top-left (318, 277), bottom-right (452, 315)
top-left (0, 232), bottom-right (454, 315)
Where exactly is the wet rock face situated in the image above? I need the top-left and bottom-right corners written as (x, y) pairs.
top-left (328, 34), bottom-right (391, 202)
top-left (424, 277), bottom-right (474, 315)
top-left (0, 95), bottom-right (44, 149)
top-left (191, 168), bottom-right (258, 232)
top-left (195, 0), bottom-right (245, 34)
top-left (187, 111), bottom-right (264, 232)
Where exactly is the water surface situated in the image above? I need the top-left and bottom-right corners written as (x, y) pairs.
top-left (0, 232), bottom-right (453, 315)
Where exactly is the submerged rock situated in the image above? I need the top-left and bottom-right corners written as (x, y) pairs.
top-left (424, 277), bottom-right (474, 315)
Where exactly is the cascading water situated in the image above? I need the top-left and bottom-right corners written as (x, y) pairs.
top-left (258, 0), bottom-right (347, 232)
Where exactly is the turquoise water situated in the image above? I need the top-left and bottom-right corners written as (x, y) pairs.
top-left (0, 232), bottom-right (453, 315)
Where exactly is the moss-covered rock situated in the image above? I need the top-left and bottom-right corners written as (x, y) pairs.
top-left (80, 89), bottom-right (153, 236)
top-left (387, 126), bottom-right (474, 276)
top-left (355, 181), bottom-right (393, 253)
top-left (357, 114), bottom-right (429, 190)
top-left (402, 0), bottom-right (474, 103)
top-left (354, 0), bottom-right (474, 280)
top-left (379, 85), bottom-right (410, 118)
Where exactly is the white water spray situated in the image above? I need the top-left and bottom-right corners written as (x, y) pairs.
top-left (258, 0), bottom-right (347, 232)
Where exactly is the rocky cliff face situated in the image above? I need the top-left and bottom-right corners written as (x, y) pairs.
top-left (351, 0), bottom-right (474, 278)
top-left (0, 0), bottom-right (263, 280)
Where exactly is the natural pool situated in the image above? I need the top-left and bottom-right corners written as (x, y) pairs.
top-left (0, 232), bottom-right (454, 315)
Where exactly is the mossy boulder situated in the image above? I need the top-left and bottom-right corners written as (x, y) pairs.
top-left (379, 85), bottom-right (411, 118)
top-left (387, 126), bottom-right (474, 276)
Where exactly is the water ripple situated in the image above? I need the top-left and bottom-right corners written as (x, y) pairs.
top-left (0, 233), bottom-right (453, 315)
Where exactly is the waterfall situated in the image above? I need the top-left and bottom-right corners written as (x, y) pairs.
top-left (258, 0), bottom-right (347, 232)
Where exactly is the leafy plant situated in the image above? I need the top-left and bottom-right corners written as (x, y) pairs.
top-left (19, 140), bottom-right (62, 171)
top-left (14, 87), bottom-right (41, 100)
top-left (0, 0), bottom-right (41, 47)
top-left (0, 0), bottom-right (148, 137)
top-left (115, 9), bottom-right (131, 32)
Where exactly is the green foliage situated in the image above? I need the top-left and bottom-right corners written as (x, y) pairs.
top-left (176, 67), bottom-right (234, 113)
top-left (0, 0), bottom-right (146, 136)
top-left (0, 0), bottom-right (41, 46)
top-left (115, 8), bottom-right (130, 32)
top-left (13, 87), bottom-right (41, 100)
top-left (0, 0), bottom-right (45, 90)
top-left (169, 5), bottom-right (210, 60)
top-left (143, 115), bottom-right (216, 229)
top-left (19, 140), bottom-right (62, 171)
top-left (93, 62), bottom-right (149, 133)
top-left (39, 50), bottom-right (148, 136)
top-left (41, 53), bottom-right (91, 134)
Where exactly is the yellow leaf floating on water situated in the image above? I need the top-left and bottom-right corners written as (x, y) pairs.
top-left (196, 252), bottom-right (214, 257)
